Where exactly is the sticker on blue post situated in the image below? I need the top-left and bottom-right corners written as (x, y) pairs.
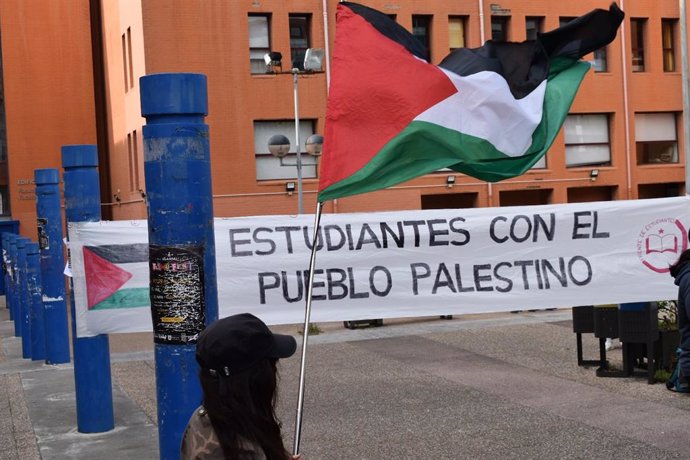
top-left (149, 245), bottom-right (205, 344)
top-left (37, 218), bottom-right (50, 250)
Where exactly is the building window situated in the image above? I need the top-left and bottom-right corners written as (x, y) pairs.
top-left (126, 27), bottom-right (133, 89)
top-left (499, 189), bottom-right (552, 206)
top-left (122, 27), bottom-right (134, 91)
top-left (448, 16), bottom-right (467, 51)
top-left (127, 130), bottom-right (140, 192)
top-left (531, 155), bottom-right (546, 169)
top-left (564, 114), bottom-right (611, 167)
top-left (289, 14), bottom-right (310, 70)
top-left (412, 15), bottom-right (432, 59)
top-left (525, 16), bottom-right (543, 41)
top-left (559, 17), bottom-right (576, 27)
top-left (635, 113), bottom-right (678, 164)
top-left (121, 33), bottom-right (128, 90)
top-left (254, 120), bottom-right (318, 180)
top-left (631, 18), bottom-right (646, 72)
top-left (662, 19), bottom-right (677, 72)
top-left (249, 14), bottom-right (271, 74)
top-left (491, 16), bottom-right (509, 42)
top-left (593, 47), bottom-right (608, 72)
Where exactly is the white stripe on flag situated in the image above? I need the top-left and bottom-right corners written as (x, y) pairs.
top-left (414, 69), bottom-right (547, 157)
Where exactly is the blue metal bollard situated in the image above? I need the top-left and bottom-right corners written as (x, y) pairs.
top-left (141, 73), bottom-right (219, 459)
top-left (7, 234), bottom-right (19, 336)
top-left (0, 220), bottom-right (19, 296)
top-left (35, 168), bottom-right (71, 364)
top-left (62, 145), bottom-right (114, 433)
top-left (17, 237), bottom-right (31, 359)
top-left (2, 233), bottom-right (12, 320)
top-left (5, 233), bottom-right (17, 325)
top-left (26, 242), bottom-right (46, 361)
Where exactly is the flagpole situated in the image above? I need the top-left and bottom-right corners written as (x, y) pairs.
top-left (477, 0), bottom-right (494, 206)
top-left (293, 200), bottom-right (324, 455)
top-left (680, 0), bottom-right (690, 191)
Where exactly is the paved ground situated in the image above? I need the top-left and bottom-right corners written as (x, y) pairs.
top-left (1, 302), bottom-right (690, 459)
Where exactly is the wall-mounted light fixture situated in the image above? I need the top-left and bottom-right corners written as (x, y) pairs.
top-left (263, 51), bottom-right (283, 73)
top-left (303, 48), bottom-right (325, 72)
top-left (285, 182), bottom-right (296, 196)
top-left (590, 169), bottom-right (599, 181)
top-left (446, 175), bottom-right (456, 188)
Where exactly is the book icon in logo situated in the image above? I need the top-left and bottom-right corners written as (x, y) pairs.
top-left (638, 218), bottom-right (688, 273)
top-left (645, 233), bottom-right (678, 255)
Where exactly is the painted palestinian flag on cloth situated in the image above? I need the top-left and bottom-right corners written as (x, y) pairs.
top-left (318, 2), bottom-right (624, 202)
top-left (82, 244), bottom-right (150, 310)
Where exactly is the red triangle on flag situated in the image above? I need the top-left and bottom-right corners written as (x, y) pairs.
top-left (319, 4), bottom-right (457, 193)
top-left (83, 247), bottom-right (133, 309)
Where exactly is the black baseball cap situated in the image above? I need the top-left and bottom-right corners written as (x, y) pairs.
top-left (196, 313), bottom-right (297, 377)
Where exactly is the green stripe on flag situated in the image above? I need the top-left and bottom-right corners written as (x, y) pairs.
top-left (318, 59), bottom-right (589, 202)
top-left (91, 288), bottom-right (150, 310)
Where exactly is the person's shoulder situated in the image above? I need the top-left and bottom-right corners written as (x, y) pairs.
top-left (189, 406), bottom-right (214, 429)
top-left (180, 406), bottom-right (224, 459)
top-left (677, 263), bottom-right (690, 285)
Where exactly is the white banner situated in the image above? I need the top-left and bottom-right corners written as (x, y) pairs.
top-left (68, 196), bottom-right (690, 337)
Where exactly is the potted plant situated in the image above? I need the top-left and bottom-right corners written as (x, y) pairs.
top-left (655, 300), bottom-right (680, 371)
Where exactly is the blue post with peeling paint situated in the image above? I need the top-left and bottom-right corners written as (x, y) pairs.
top-left (26, 242), bottom-right (46, 361)
top-left (35, 168), bottom-right (70, 365)
top-left (0, 234), bottom-right (5, 304)
top-left (6, 233), bottom-right (18, 332)
top-left (2, 233), bottom-right (14, 322)
top-left (17, 237), bottom-right (31, 358)
top-left (2, 234), bottom-right (9, 318)
top-left (10, 235), bottom-right (21, 337)
top-left (141, 73), bottom-right (218, 459)
top-left (62, 145), bottom-right (114, 433)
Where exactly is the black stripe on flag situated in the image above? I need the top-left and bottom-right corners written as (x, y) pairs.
top-left (438, 2), bottom-right (624, 99)
top-left (540, 3), bottom-right (624, 59)
top-left (341, 2), bottom-right (429, 62)
top-left (84, 244), bottom-right (149, 263)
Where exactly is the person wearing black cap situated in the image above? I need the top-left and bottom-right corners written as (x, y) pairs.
top-left (180, 313), bottom-right (299, 459)
top-left (670, 249), bottom-right (690, 392)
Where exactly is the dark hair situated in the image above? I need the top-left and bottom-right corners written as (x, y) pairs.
top-left (670, 248), bottom-right (690, 278)
top-left (200, 358), bottom-right (289, 459)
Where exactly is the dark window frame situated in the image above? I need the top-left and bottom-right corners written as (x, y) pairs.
top-left (631, 18), bottom-right (647, 72)
top-left (289, 14), bottom-right (311, 70)
top-left (412, 15), bottom-right (433, 60)
top-left (491, 16), bottom-right (510, 42)
top-left (525, 16), bottom-right (543, 41)
top-left (662, 18), bottom-right (677, 72)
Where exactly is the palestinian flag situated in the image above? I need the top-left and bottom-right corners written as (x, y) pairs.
top-left (318, 2), bottom-right (624, 201)
top-left (82, 244), bottom-right (150, 310)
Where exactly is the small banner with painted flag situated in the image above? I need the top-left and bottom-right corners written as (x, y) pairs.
top-left (82, 244), bottom-right (150, 310)
top-left (318, 2), bottom-right (624, 201)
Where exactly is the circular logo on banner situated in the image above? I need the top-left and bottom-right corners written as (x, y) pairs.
top-left (637, 218), bottom-right (688, 273)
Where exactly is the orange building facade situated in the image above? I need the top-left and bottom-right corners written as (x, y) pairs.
top-left (0, 0), bottom-right (686, 238)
